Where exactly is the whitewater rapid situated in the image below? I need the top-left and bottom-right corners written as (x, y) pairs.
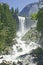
top-left (0, 30), bottom-right (40, 64)
top-left (0, 16), bottom-right (41, 65)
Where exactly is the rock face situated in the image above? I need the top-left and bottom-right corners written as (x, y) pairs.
top-left (20, 0), bottom-right (43, 17)
top-left (20, 2), bottom-right (38, 17)
top-left (22, 28), bottom-right (40, 43)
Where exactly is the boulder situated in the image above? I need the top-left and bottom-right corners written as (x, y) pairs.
top-left (0, 56), bottom-right (3, 59)
top-left (17, 61), bottom-right (23, 65)
top-left (13, 62), bottom-right (16, 65)
top-left (37, 60), bottom-right (43, 65)
top-left (0, 60), bottom-right (12, 65)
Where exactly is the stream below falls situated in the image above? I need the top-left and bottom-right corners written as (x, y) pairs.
top-left (0, 16), bottom-right (41, 65)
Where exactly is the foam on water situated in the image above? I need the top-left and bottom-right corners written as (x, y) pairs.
top-left (0, 16), bottom-right (40, 65)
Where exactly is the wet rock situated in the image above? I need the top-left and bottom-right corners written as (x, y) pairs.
top-left (17, 61), bottom-right (23, 65)
top-left (13, 62), bottom-right (16, 65)
top-left (18, 54), bottom-right (29, 58)
top-left (39, 38), bottom-right (43, 46)
top-left (0, 56), bottom-right (3, 59)
top-left (26, 63), bottom-right (29, 65)
top-left (37, 61), bottom-right (43, 65)
top-left (16, 46), bottom-right (22, 52)
top-left (13, 39), bottom-right (18, 45)
top-left (0, 60), bottom-right (12, 65)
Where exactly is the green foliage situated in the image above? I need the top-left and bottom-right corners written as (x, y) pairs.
top-left (15, 8), bottom-right (19, 16)
top-left (0, 3), bottom-right (16, 52)
top-left (37, 8), bottom-right (43, 34)
top-left (22, 29), bottom-right (40, 42)
top-left (31, 47), bottom-right (43, 57)
top-left (31, 13), bottom-right (37, 20)
top-left (31, 47), bottom-right (43, 64)
top-left (14, 8), bottom-right (19, 31)
top-left (11, 7), bottom-right (14, 14)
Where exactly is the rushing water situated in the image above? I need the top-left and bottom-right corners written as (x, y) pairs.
top-left (0, 16), bottom-right (40, 65)
top-left (18, 16), bottom-right (25, 35)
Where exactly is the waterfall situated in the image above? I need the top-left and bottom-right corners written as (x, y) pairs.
top-left (17, 16), bottom-right (25, 37)
top-left (18, 16), bottom-right (25, 33)
top-left (0, 16), bottom-right (41, 65)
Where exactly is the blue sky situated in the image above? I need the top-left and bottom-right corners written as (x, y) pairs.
top-left (0, 0), bottom-right (38, 12)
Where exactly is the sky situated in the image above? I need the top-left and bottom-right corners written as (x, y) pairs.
top-left (0, 0), bottom-right (38, 12)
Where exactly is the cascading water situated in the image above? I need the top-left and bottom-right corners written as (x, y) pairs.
top-left (17, 16), bottom-right (25, 37)
top-left (0, 16), bottom-right (41, 65)
top-left (19, 16), bottom-right (25, 34)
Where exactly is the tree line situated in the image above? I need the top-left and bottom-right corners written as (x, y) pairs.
top-left (0, 3), bottom-right (19, 52)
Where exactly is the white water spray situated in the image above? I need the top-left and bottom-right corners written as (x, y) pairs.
top-left (0, 16), bottom-right (40, 65)
top-left (17, 16), bottom-right (25, 37)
